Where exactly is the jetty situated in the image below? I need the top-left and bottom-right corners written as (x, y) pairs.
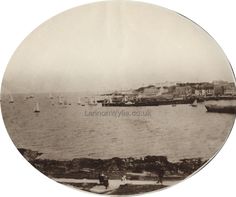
top-left (102, 98), bottom-right (195, 107)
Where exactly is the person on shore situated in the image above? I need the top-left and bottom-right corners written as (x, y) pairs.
top-left (156, 168), bottom-right (165, 185)
top-left (121, 175), bottom-right (127, 185)
top-left (98, 173), bottom-right (105, 185)
top-left (103, 175), bottom-right (109, 189)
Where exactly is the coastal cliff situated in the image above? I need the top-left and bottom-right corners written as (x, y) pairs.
top-left (18, 148), bottom-right (207, 180)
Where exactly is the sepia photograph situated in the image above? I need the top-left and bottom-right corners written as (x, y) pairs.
top-left (0, 0), bottom-right (235, 196)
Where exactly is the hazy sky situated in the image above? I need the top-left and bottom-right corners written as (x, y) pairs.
top-left (2, 1), bottom-right (235, 93)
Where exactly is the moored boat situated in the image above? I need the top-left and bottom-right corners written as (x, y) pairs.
top-left (205, 104), bottom-right (236, 114)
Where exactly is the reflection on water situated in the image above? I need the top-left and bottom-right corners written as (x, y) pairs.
top-left (1, 94), bottom-right (235, 162)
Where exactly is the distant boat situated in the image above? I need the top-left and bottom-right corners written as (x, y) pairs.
top-left (77, 97), bottom-right (81, 105)
top-left (49, 93), bottom-right (53, 99)
top-left (125, 101), bottom-right (134, 106)
top-left (9, 95), bottom-right (14, 103)
top-left (58, 97), bottom-right (63, 105)
top-left (102, 97), bottom-right (112, 106)
top-left (64, 100), bottom-right (68, 105)
top-left (205, 104), bottom-right (236, 114)
top-left (172, 104), bottom-right (176, 107)
top-left (191, 100), bottom-right (197, 107)
top-left (123, 96), bottom-right (128, 103)
top-left (34, 102), bottom-right (40, 113)
top-left (109, 97), bottom-right (113, 104)
top-left (88, 97), bottom-right (98, 106)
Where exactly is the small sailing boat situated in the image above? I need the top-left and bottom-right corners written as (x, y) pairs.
top-left (49, 93), bottom-right (53, 99)
top-left (64, 99), bottom-right (68, 105)
top-left (34, 102), bottom-right (40, 113)
top-left (94, 97), bottom-right (98, 105)
top-left (81, 99), bottom-right (85, 106)
top-left (123, 96), bottom-right (128, 103)
top-left (9, 95), bottom-right (14, 103)
top-left (88, 97), bottom-right (97, 106)
top-left (191, 99), bottom-right (197, 107)
top-left (77, 97), bottom-right (81, 105)
top-left (58, 97), bottom-right (63, 105)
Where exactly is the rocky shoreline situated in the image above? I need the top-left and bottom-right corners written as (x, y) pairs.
top-left (18, 148), bottom-right (207, 181)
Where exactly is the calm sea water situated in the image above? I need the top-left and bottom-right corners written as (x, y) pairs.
top-left (1, 93), bottom-right (235, 162)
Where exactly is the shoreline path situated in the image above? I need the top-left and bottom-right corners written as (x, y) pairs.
top-left (54, 178), bottom-right (180, 194)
